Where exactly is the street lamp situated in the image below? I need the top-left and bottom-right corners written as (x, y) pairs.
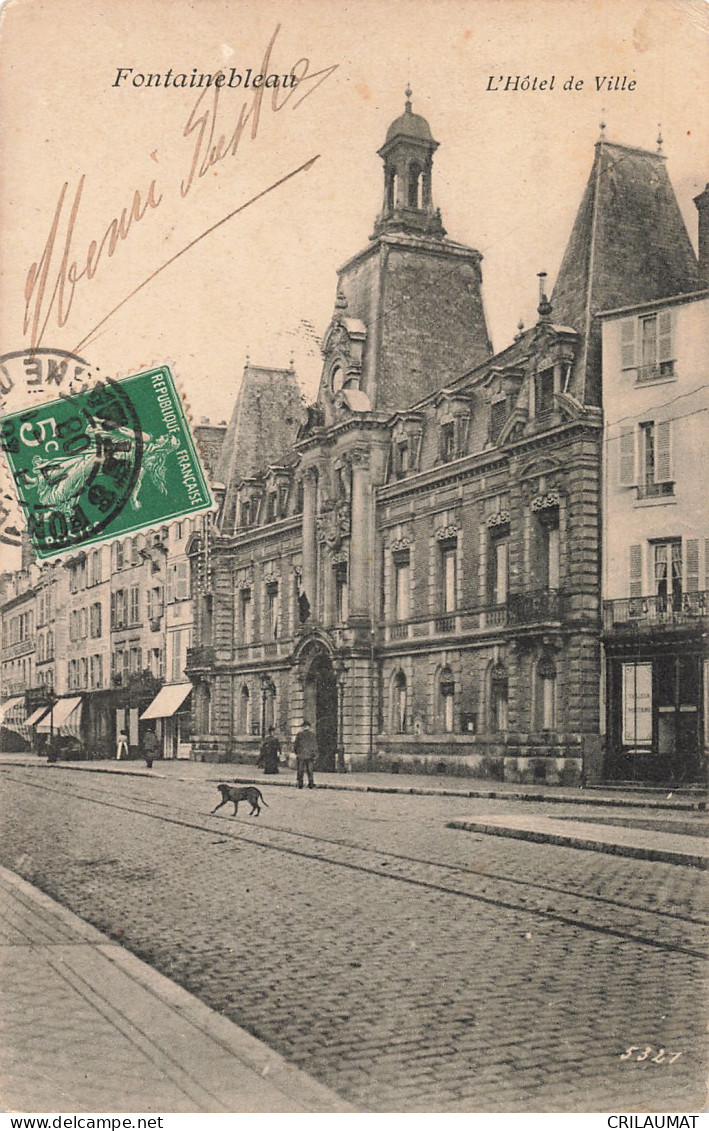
top-left (260, 674), bottom-right (276, 739)
top-left (46, 690), bottom-right (58, 763)
top-left (333, 656), bottom-right (347, 773)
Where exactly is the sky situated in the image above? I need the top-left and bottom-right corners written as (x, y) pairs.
top-left (0, 0), bottom-right (707, 433)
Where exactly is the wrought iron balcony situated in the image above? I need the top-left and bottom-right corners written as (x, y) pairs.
top-left (186, 645), bottom-right (215, 669)
top-left (603, 591), bottom-right (707, 631)
top-left (507, 588), bottom-right (568, 625)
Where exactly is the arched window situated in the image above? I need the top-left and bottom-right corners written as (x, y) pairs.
top-left (535, 654), bottom-right (556, 731)
top-left (439, 667), bottom-right (455, 733)
top-left (239, 685), bottom-right (250, 734)
top-left (392, 670), bottom-right (407, 734)
top-left (490, 662), bottom-right (508, 732)
top-left (386, 168), bottom-right (396, 211)
top-left (408, 163), bottom-right (422, 208)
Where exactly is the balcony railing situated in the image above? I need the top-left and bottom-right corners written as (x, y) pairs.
top-left (507, 588), bottom-right (568, 625)
top-left (603, 591), bottom-right (707, 630)
top-left (390, 622), bottom-right (409, 640)
top-left (434, 615), bottom-right (455, 634)
top-left (186, 646), bottom-right (215, 669)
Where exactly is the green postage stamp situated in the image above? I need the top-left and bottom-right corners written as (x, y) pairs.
top-left (0, 365), bottom-right (213, 559)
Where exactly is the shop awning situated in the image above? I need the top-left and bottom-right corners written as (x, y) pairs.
top-left (140, 683), bottom-right (192, 720)
top-left (0, 697), bottom-right (24, 725)
top-left (25, 705), bottom-right (51, 728)
top-left (37, 697), bottom-right (82, 734)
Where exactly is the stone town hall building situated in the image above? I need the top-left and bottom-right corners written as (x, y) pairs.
top-left (186, 95), bottom-right (701, 784)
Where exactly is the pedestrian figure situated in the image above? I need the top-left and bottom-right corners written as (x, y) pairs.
top-left (257, 726), bottom-right (282, 774)
top-left (142, 727), bottom-right (159, 769)
top-left (116, 728), bottom-right (129, 761)
top-left (294, 719), bottom-right (317, 789)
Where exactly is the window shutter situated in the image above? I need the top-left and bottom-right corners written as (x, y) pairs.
top-left (655, 421), bottom-right (672, 482)
top-left (686, 539), bottom-right (699, 592)
top-left (620, 319), bottom-right (636, 369)
top-left (619, 427), bottom-right (636, 486)
top-left (657, 310), bottom-right (673, 363)
top-left (629, 544), bottom-right (642, 597)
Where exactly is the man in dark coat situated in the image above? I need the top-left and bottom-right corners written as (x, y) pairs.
top-left (142, 727), bottom-right (159, 769)
top-left (293, 719), bottom-right (317, 789)
top-left (257, 726), bottom-right (282, 774)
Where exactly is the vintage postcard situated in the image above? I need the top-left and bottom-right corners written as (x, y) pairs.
top-left (0, 0), bottom-right (707, 1119)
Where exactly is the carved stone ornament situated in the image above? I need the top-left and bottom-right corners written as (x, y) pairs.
top-left (316, 502), bottom-right (350, 550)
top-left (434, 525), bottom-right (459, 542)
top-left (390, 537), bottom-right (411, 553)
top-left (331, 550), bottom-right (349, 565)
top-left (531, 490), bottom-right (561, 512)
top-left (235, 574), bottom-right (253, 590)
top-left (486, 511), bottom-right (510, 528)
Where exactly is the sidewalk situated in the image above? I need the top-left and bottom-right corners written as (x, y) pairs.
top-left (447, 813), bottom-right (709, 869)
top-left (0, 751), bottom-right (705, 811)
top-left (0, 865), bottom-right (354, 1113)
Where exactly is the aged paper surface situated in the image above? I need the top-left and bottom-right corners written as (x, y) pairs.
top-left (0, 0), bottom-right (707, 1117)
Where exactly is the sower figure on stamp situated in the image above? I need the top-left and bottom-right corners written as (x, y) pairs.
top-left (116, 728), bottom-right (129, 761)
top-left (294, 719), bottom-right (317, 789)
top-left (142, 727), bottom-right (159, 769)
top-left (257, 726), bottom-right (282, 775)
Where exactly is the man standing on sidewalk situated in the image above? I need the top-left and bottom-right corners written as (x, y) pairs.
top-left (294, 720), bottom-right (317, 789)
top-left (142, 727), bottom-right (159, 769)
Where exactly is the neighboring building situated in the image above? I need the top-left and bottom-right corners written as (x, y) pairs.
top-left (0, 565), bottom-right (38, 748)
top-left (600, 290), bottom-right (709, 782)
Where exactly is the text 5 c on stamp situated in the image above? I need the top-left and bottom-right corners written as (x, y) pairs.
top-left (0, 365), bottom-right (212, 559)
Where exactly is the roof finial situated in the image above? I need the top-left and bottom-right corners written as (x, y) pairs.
top-left (656, 123), bottom-right (663, 153)
top-left (514, 318), bottom-right (525, 341)
top-left (537, 271), bottom-right (552, 319)
top-left (405, 83), bottom-right (412, 112)
top-left (245, 349), bottom-right (250, 368)
top-left (289, 355), bottom-right (294, 370)
top-left (599, 111), bottom-right (606, 141)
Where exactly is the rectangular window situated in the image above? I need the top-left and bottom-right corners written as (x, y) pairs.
top-left (130, 586), bottom-right (140, 624)
top-left (240, 500), bottom-right (251, 528)
top-left (488, 534), bottom-right (509, 605)
top-left (90, 550), bottom-right (102, 586)
top-left (147, 587), bottom-right (164, 621)
top-left (639, 421), bottom-right (673, 497)
top-left (240, 589), bottom-right (252, 643)
top-left (621, 311), bottom-right (674, 380)
top-left (335, 563), bottom-right (349, 623)
top-left (266, 584), bottom-right (279, 640)
top-left (686, 538), bottom-right (700, 593)
top-left (440, 543), bottom-right (457, 613)
top-left (394, 554), bottom-right (410, 621)
top-left (653, 540), bottom-right (682, 606)
top-left (90, 602), bottom-right (102, 638)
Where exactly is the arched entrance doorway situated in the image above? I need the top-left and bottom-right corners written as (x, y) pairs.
top-left (303, 652), bottom-right (338, 771)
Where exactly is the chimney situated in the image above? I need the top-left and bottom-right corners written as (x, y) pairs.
top-left (694, 183), bottom-right (709, 287)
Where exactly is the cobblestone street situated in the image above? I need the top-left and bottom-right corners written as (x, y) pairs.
top-left (0, 763), bottom-right (706, 1113)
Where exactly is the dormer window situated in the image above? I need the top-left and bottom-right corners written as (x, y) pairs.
top-left (489, 398), bottom-right (508, 442)
top-left (535, 368), bottom-right (554, 418)
top-left (396, 440), bottom-right (410, 477)
top-left (266, 491), bottom-right (278, 522)
top-left (240, 500), bottom-right (251, 528)
top-left (440, 422), bottom-right (455, 462)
